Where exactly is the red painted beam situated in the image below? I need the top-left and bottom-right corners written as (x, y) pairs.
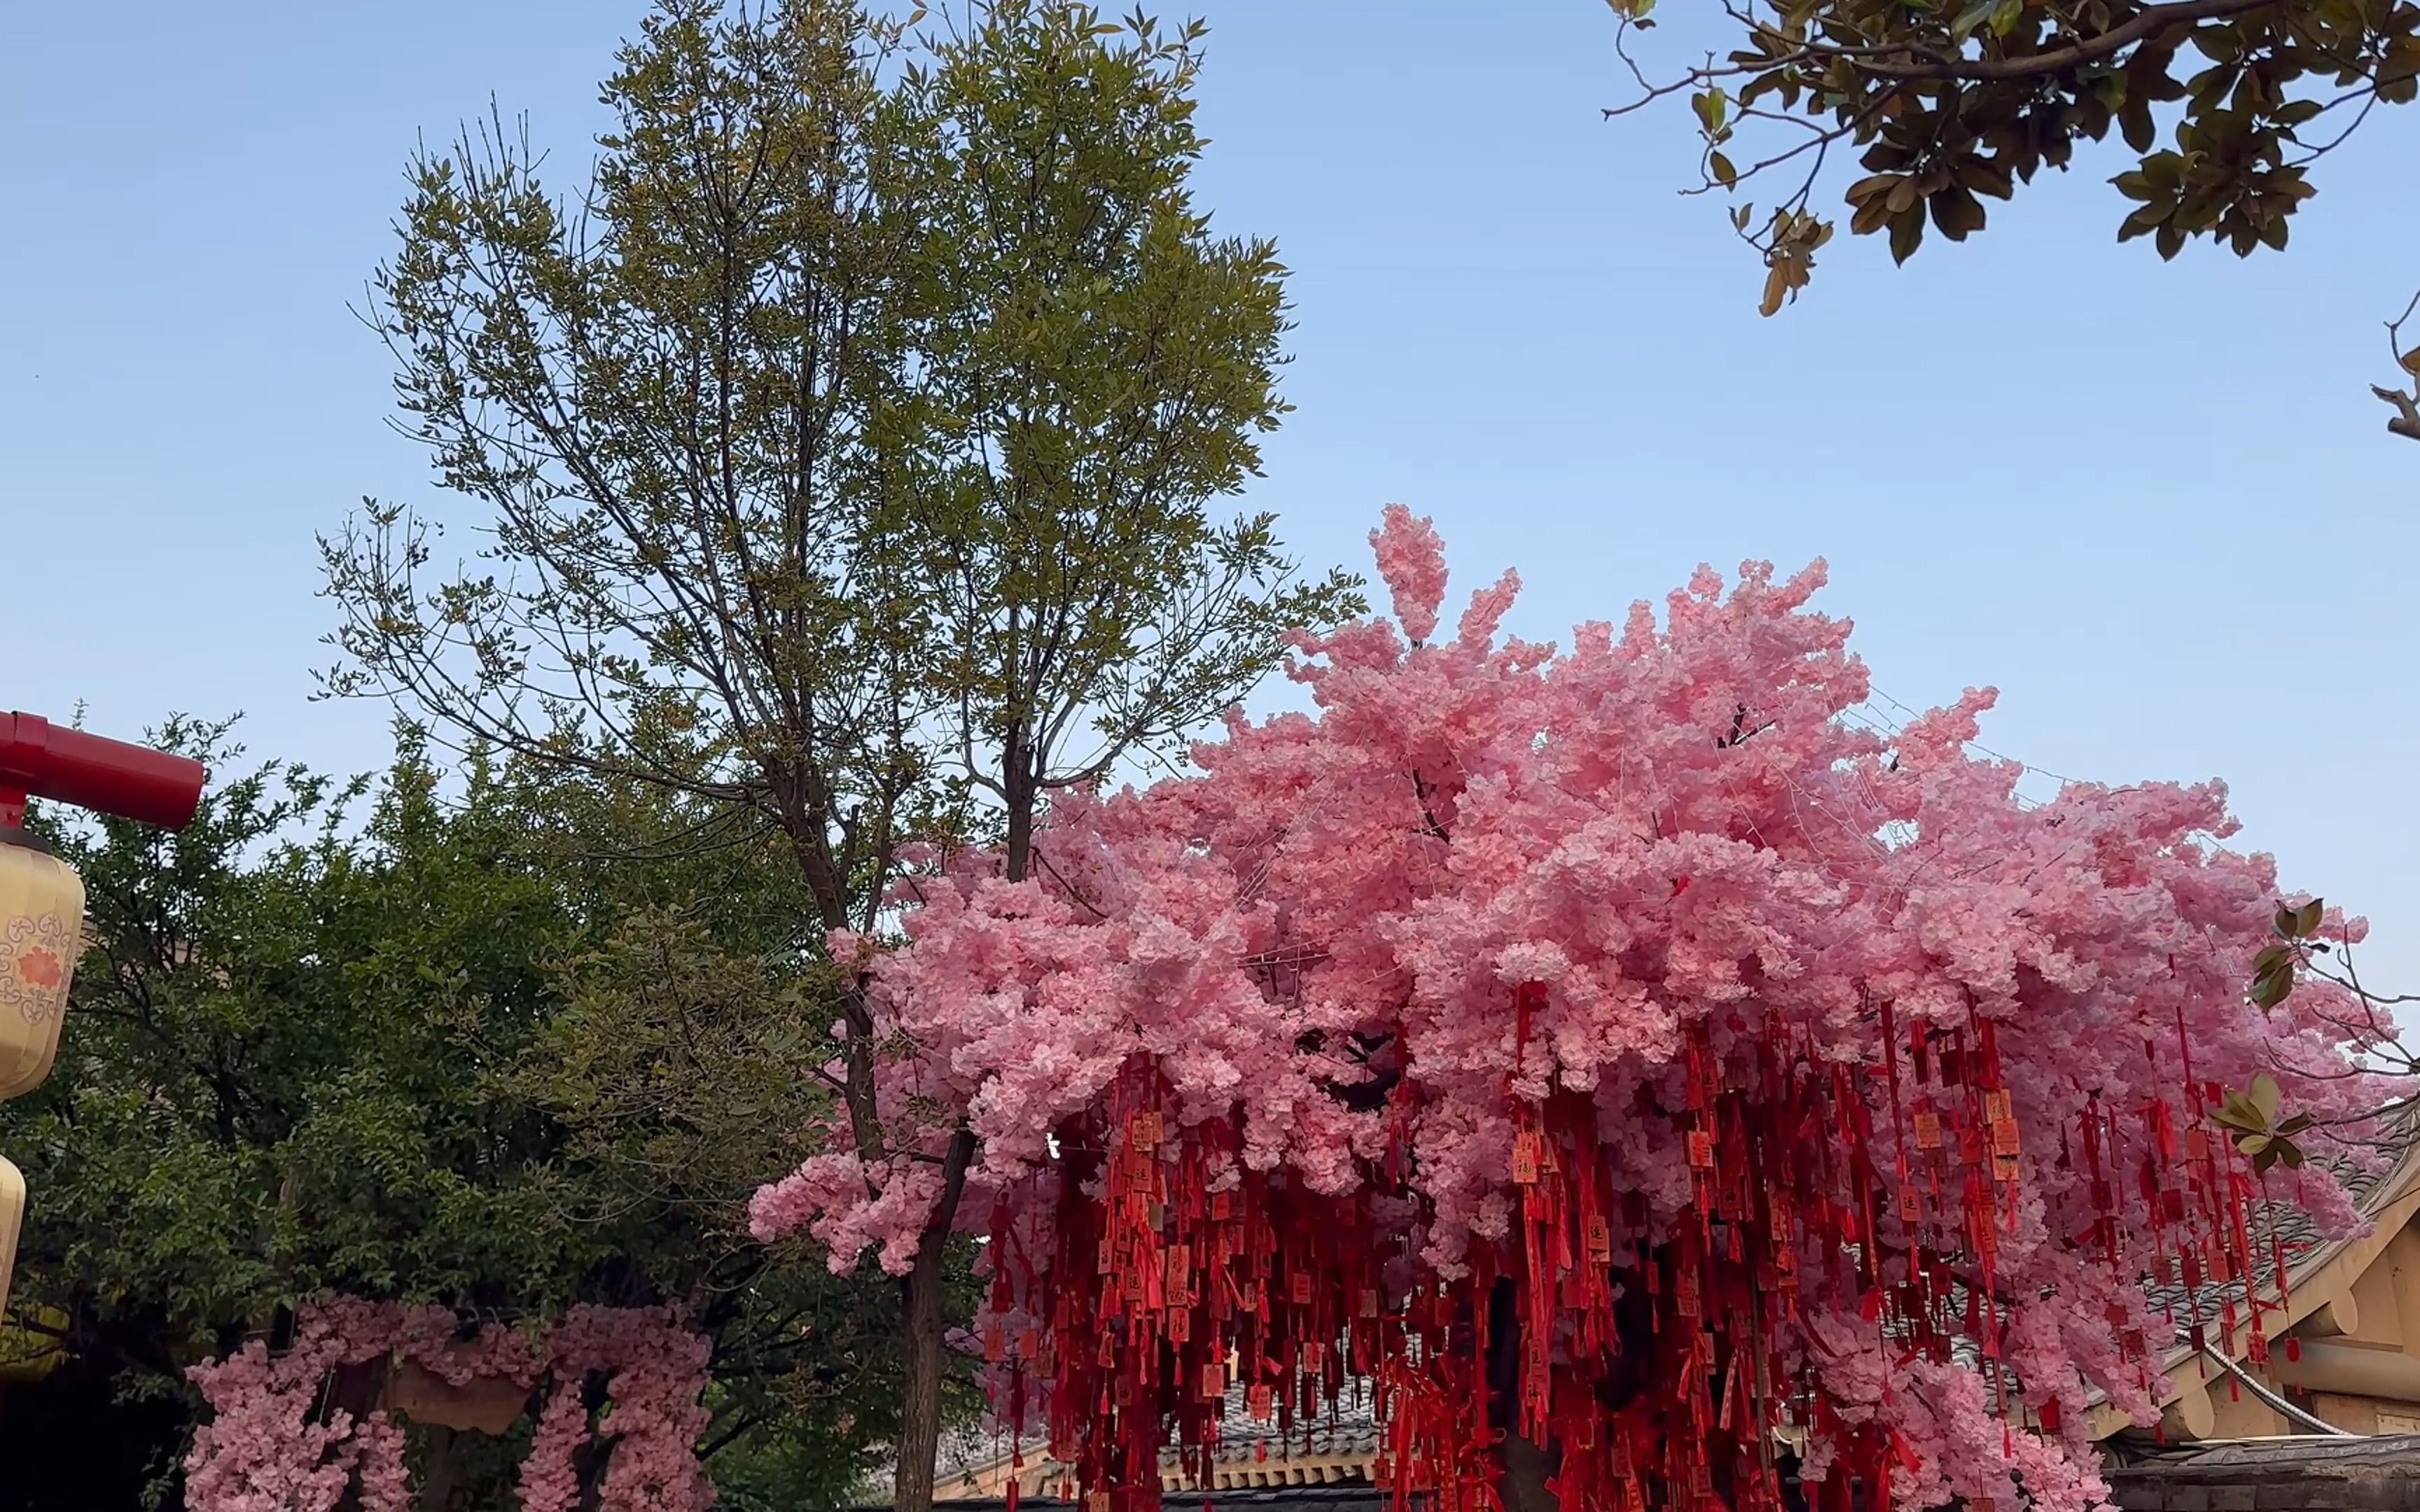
top-left (0, 711), bottom-right (206, 831)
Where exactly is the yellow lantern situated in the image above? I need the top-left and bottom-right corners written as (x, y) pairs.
top-left (0, 841), bottom-right (84, 1102)
top-left (0, 841), bottom-right (83, 1323)
top-left (0, 710), bottom-right (203, 1329)
top-left (0, 1156), bottom-right (21, 1321)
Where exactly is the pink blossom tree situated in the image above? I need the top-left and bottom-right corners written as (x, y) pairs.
top-left (757, 509), bottom-right (2386, 1512)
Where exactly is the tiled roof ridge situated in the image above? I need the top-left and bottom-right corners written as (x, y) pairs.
top-left (936, 1378), bottom-right (1385, 1483)
top-left (2136, 1125), bottom-right (2410, 1329)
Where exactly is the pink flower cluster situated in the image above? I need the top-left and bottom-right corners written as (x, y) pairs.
top-left (543, 1305), bottom-right (716, 1512)
top-left (1370, 502), bottom-right (1449, 643)
top-left (185, 1297), bottom-right (712, 1512)
top-left (756, 509), bottom-right (2385, 1509)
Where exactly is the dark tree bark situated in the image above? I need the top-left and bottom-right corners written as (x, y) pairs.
top-left (1486, 1277), bottom-right (1561, 1512)
top-left (893, 1128), bottom-right (979, 1512)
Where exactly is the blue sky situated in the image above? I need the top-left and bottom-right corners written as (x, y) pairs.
top-left (6, 4), bottom-right (2416, 981)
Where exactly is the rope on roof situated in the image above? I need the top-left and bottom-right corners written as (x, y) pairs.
top-left (2197, 1347), bottom-right (2357, 1438)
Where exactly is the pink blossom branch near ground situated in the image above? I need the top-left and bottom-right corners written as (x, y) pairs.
top-left (184, 1298), bottom-right (712, 1512)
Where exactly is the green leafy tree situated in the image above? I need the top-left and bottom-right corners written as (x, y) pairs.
top-left (901, 2), bottom-right (1335, 874)
top-left (1601, 0), bottom-right (2420, 435)
top-left (0, 723), bottom-right (908, 1510)
top-left (317, 4), bottom-right (1357, 1508)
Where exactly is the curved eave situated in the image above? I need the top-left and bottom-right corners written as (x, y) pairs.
top-left (2084, 1135), bottom-right (2420, 1441)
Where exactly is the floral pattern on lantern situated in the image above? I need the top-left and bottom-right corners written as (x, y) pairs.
top-left (0, 843), bottom-right (84, 1100)
top-left (0, 912), bottom-right (76, 1023)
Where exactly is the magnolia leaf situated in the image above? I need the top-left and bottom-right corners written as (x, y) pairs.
top-left (2211, 1099), bottom-right (2267, 1134)
top-left (1963, 155), bottom-right (2015, 200)
top-left (2113, 170), bottom-right (2159, 202)
top-left (1711, 151), bottom-right (1738, 188)
top-left (1758, 260), bottom-right (1790, 318)
top-left (1950, 0), bottom-right (1998, 39)
top-left (2276, 1112), bottom-right (2316, 1136)
top-left (2120, 98), bottom-right (2157, 153)
top-left (2279, 1139), bottom-right (2307, 1169)
top-left (2239, 1133), bottom-right (2272, 1156)
top-left (1889, 206), bottom-right (1924, 265)
top-left (2297, 899), bottom-right (2325, 936)
top-left (2275, 903), bottom-right (2302, 937)
top-left (2249, 1073), bottom-right (2281, 1122)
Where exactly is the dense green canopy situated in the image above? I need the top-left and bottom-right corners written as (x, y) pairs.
top-left (0, 722), bottom-right (943, 1511)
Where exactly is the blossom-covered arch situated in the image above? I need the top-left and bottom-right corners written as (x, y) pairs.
top-left (184, 1296), bottom-right (711, 1511)
top-left (758, 509), bottom-right (2385, 1511)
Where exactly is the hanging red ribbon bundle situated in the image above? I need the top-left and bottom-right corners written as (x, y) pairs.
top-left (964, 969), bottom-right (2309, 1512)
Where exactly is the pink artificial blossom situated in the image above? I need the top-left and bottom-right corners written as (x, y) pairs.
top-left (759, 517), bottom-right (2387, 1511)
top-left (186, 1298), bottom-right (713, 1512)
top-left (518, 1385), bottom-right (592, 1512)
top-left (1370, 503), bottom-right (1449, 643)
top-left (354, 1411), bottom-right (412, 1512)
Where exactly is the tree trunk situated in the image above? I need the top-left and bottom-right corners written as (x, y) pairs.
top-left (892, 1127), bottom-right (978, 1512)
top-left (1002, 743), bottom-right (1035, 883)
top-left (1486, 1277), bottom-right (1560, 1512)
top-left (1502, 1435), bottom-right (1558, 1512)
top-left (326, 1357), bottom-right (389, 1512)
top-left (418, 1423), bottom-right (463, 1512)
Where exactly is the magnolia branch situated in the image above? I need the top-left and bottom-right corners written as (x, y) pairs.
top-left (1858, 0), bottom-right (2283, 82)
top-left (1610, 0), bottom-right (2281, 99)
top-left (2375, 288), bottom-right (2420, 442)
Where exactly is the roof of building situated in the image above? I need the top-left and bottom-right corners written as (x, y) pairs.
top-left (2101, 1432), bottom-right (2420, 1511)
top-left (2083, 1128), bottom-right (2420, 1434)
top-left (2140, 1141), bottom-right (2402, 1325)
top-left (905, 1491), bottom-right (1396, 1512)
top-left (934, 1380), bottom-right (1386, 1500)
top-left (910, 1438), bottom-right (2420, 1512)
